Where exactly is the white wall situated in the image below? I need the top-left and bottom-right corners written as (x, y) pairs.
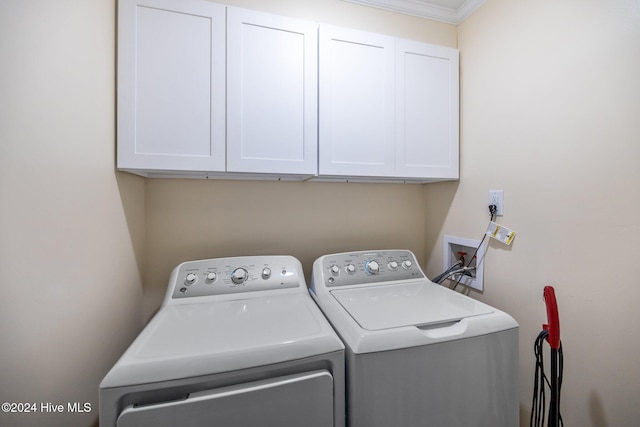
top-left (424, 0), bottom-right (640, 425)
top-left (0, 1), bottom-right (145, 426)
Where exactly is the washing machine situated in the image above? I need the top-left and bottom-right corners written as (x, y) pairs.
top-left (310, 249), bottom-right (518, 427)
top-left (100, 255), bottom-right (345, 427)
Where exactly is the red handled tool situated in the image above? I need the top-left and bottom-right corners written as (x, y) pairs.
top-left (531, 286), bottom-right (563, 427)
top-left (543, 286), bottom-right (560, 350)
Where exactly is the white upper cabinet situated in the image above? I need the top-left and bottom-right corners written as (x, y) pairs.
top-left (319, 26), bottom-right (396, 178)
top-left (117, 0), bottom-right (226, 174)
top-left (318, 25), bottom-right (459, 182)
top-left (226, 8), bottom-right (318, 175)
top-left (117, 0), bottom-right (317, 179)
top-left (117, 0), bottom-right (458, 182)
top-left (396, 40), bottom-right (459, 180)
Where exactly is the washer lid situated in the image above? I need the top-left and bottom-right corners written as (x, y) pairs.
top-left (331, 281), bottom-right (494, 330)
top-left (101, 293), bottom-right (343, 388)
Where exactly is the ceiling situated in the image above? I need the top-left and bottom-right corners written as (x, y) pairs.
top-left (342, 0), bottom-right (486, 25)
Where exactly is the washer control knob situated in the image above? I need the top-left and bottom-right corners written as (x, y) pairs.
top-left (345, 264), bottom-right (356, 274)
top-left (261, 268), bottom-right (271, 279)
top-left (231, 268), bottom-right (248, 284)
top-left (364, 260), bottom-right (379, 275)
top-left (388, 261), bottom-right (399, 271)
top-left (402, 260), bottom-right (413, 270)
top-left (205, 272), bottom-right (217, 283)
top-left (330, 265), bottom-right (340, 275)
top-left (185, 273), bottom-right (197, 286)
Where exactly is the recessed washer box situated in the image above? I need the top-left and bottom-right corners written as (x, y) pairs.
top-left (442, 235), bottom-right (485, 291)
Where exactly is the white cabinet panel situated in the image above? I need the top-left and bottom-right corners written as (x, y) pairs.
top-left (319, 26), bottom-right (458, 182)
top-left (319, 26), bottom-right (396, 177)
top-left (118, 1), bottom-right (458, 182)
top-left (396, 40), bottom-right (459, 179)
top-left (117, 0), bottom-right (225, 173)
top-left (227, 8), bottom-right (317, 175)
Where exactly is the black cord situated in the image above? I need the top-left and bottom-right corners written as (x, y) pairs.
top-left (531, 331), bottom-right (547, 427)
top-left (558, 344), bottom-right (564, 426)
top-left (451, 211), bottom-right (495, 291)
top-left (530, 330), bottom-right (564, 427)
top-left (432, 259), bottom-right (463, 284)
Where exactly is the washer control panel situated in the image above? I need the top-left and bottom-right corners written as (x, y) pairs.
top-left (320, 250), bottom-right (424, 287)
top-left (170, 255), bottom-right (301, 299)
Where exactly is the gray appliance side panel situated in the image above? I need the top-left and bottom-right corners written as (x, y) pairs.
top-left (346, 328), bottom-right (519, 427)
top-left (117, 371), bottom-right (333, 427)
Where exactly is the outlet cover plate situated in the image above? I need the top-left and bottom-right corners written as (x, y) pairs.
top-left (489, 190), bottom-right (504, 216)
top-left (442, 235), bottom-right (485, 291)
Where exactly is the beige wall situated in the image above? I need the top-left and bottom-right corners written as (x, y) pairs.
top-left (8, 0), bottom-right (636, 426)
top-left (144, 180), bottom-right (428, 315)
top-left (0, 1), bottom-right (145, 426)
top-left (424, 0), bottom-right (640, 425)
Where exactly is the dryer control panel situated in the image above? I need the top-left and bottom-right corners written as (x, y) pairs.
top-left (168, 255), bottom-right (301, 299)
top-left (319, 250), bottom-right (424, 287)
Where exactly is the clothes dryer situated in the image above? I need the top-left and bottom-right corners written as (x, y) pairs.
top-left (101, 255), bottom-right (345, 427)
top-left (310, 249), bottom-right (518, 427)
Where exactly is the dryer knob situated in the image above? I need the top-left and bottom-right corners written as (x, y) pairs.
top-left (205, 272), bottom-right (217, 283)
top-left (388, 261), bottom-right (399, 271)
top-left (330, 265), bottom-right (340, 275)
top-left (185, 273), bottom-right (197, 285)
top-left (231, 268), bottom-right (248, 284)
top-left (261, 268), bottom-right (271, 279)
top-left (365, 260), bottom-right (379, 275)
top-left (345, 264), bottom-right (356, 274)
top-left (402, 260), bottom-right (413, 270)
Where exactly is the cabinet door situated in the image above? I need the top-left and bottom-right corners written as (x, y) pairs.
top-left (226, 8), bottom-right (318, 176)
top-left (319, 26), bottom-right (396, 177)
top-left (396, 40), bottom-right (459, 179)
top-left (117, 0), bottom-right (225, 173)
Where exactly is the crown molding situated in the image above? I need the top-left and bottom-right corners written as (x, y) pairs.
top-left (342, 0), bottom-right (485, 25)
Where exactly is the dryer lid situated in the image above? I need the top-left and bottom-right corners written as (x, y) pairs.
top-left (331, 281), bottom-right (493, 331)
top-left (101, 293), bottom-right (343, 388)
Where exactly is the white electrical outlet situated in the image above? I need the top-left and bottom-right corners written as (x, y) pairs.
top-left (489, 190), bottom-right (504, 216)
top-left (442, 235), bottom-right (485, 291)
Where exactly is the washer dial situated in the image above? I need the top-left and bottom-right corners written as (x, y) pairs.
top-left (230, 267), bottom-right (248, 284)
top-left (364, 260), bottom-right (380, 275)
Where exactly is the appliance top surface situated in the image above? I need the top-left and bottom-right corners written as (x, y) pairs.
top-left (310, 250), bottom-right (518, 353)
top-left (142, 294), bottom-right (335, 358)
top-left (331, 280), bottom-right (494, 330)
top-left (101, 255), bottom-right (344, 389)
top-left (102, 292), bottom-right (343, 388)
